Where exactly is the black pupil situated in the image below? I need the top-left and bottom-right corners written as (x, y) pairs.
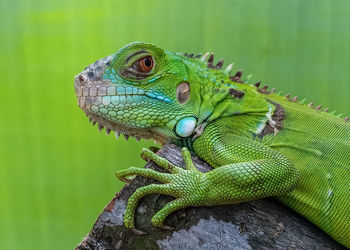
top-left (144, 57), bottom-right (152, 67)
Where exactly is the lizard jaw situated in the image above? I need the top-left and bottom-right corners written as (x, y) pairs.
top-left (84, 111), bottom-right (168, 145)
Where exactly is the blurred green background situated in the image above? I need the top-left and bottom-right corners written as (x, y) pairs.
top-left (1, 0), bottom-right (349, 249)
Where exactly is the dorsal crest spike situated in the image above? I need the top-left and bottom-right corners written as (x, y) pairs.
top-left (285, 93), bottom-right (291, 99)
top-left (254, 81), bottom-right (261, 88)
top-left (291, 96), bottom-right (298, 102)
top-left (308, 102), bottom-right (314, 107)
top-left (271, 88), bottom-right (276, 93)
top-left (208, 53), bottom-right (214, 63)
top-left (229, 69), bottom-right (244, 83)
top-left (207, 54), bottom-right (225, 70)
top-left (257, 85), bottom-right (269, 94)
top-left (216, 59), bottom-right (224, 69)
top-left (257, 85), bottom-right (271, 94)
top-left (316, 105), bottom-right (322, 110)
top-left (324, 108), bottom-right (329, 112)
top-left (234, 70), bottom-right (243, 78)
top-left (207, 54), bottom-right (220, 69)
top-left (224, 63), bottom-right (233, 74)
top-left (345, 117), bottom-right (349, 122)
top-left (200, 52), bottom-right (210, 62)
top-left (115, 131), bottom-right (120, 138)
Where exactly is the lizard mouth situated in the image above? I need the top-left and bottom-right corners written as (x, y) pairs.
top-left (74, 55), bottom-right (168, 145)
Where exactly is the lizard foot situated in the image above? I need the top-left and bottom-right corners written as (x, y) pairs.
top-left (116, 147), bottom-right (206, 229)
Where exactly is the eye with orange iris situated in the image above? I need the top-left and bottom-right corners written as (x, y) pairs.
top-left (133, 56), bottom-right (154, 73)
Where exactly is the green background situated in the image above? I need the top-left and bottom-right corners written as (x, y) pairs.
top-left (1, 0), bottom-right (349, 249)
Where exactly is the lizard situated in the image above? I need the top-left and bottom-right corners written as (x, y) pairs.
top-left (74, 42), bottom-right (350, 248)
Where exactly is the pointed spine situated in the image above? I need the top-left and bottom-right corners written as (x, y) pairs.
top-left (216, 59), bottom-right (224, 69)
top-left (105, 128), bottom-right (111, 135)
top-left (200, 52), bottom-right (210, 62)
top-left (229, 70), bottom-right (243, 83)
top-left (207, 53), bottom-right (214, 68)
top-left (224, 63), bottom-right (233, 74)
top-left (115, 131), bottom-right (120, 138)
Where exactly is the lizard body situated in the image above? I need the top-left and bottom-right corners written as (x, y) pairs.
top-left (74, 42), bottom-right (350, 248)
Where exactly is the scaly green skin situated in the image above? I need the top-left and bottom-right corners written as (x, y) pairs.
top-left (74, 42), bottom-right (350, 248)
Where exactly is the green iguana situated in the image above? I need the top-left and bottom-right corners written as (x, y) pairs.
top-left (74, 42), bottom-right (350, 248)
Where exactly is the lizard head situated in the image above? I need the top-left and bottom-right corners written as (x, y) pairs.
top-left (74, 42), bottom-right (203, 144)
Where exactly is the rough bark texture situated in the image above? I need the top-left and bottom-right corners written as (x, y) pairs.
top-left (76, 144), bottom-right (345, 250)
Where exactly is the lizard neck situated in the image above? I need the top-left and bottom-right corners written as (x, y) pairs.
top-left (197, 76), bottom-right (273, 127)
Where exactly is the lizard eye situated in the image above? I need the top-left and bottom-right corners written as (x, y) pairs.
top-left (132, 56), bottom-right (154, 73)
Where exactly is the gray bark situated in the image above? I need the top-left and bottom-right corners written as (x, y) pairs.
top-left (76, 144), bottom-right (345, 250)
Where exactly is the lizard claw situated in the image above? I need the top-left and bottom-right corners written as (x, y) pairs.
top-left (148, 146), bottom-right (160, 153)
top-left (158, 225), bottom-right (175, 231)
top-left (140, 152), bottom-right (150, 163)
top-left (130, 228), bottom-right (148, 235)
top-left (117, 175), bottom-right (135, 184)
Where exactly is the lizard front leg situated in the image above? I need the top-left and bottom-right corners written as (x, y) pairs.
top-left (116, 136), bottom-right (299, 229)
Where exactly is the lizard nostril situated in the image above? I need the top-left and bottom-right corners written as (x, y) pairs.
top-left (78, 74), bottom-right (86, 84)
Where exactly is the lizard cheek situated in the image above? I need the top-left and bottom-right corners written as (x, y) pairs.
top-left (175, 117), bottom-right (197, 137)
top-left (176, 82), bottom-right (190, 104)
